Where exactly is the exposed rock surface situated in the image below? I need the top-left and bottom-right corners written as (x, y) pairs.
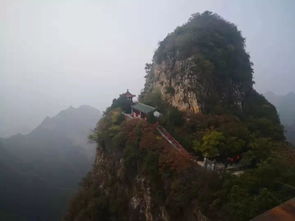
top-left (65, 12), bottom-right (286, 221)
top-left (93, 149), bottom-right (170, 221)
top-left (148, 57), bottom-right (252, 113)
top-left (141, 11), bottom-right (255, 114)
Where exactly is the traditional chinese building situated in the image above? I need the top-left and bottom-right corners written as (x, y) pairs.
top-left (131, 103), bottom-right (158, 120)
top-left (120, 90), bottom-right (159, 120)
top-left (121, 89), bottom-right (136, 103)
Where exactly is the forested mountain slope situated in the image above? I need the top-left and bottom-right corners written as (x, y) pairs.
top-left (0, 105), bottom-right (101, 220)
top-left (66, 12), bottom-right (295, 221)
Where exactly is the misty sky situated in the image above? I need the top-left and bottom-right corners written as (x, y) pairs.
top-left (1, 0), bottom-right (295, 137)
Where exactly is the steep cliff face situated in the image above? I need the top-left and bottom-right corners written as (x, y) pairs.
top-left (150, 59), bottom-right (201, 113)
top-left (65, 12), bottom-right (292, 221)
top-left (142, 11), bottom-right (253, 114)
top-left (147, 57), bottom-right (251, 114)
top-left (65, 113), bottom-right (219, 221)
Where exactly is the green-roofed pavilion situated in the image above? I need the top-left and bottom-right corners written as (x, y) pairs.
top-left (132, 103), bottom-right (156, 114)
top-left (131, 103), bottom-right (156, 119)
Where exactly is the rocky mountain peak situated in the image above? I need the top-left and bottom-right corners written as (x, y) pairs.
top-left (142, 11), bottom-right (254, 114)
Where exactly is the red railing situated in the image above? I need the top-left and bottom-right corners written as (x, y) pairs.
top-left (157, 126), bottom-right (194, 160)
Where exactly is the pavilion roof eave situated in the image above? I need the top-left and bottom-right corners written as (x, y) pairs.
top-left (131, 103), bottom-right (156, 114)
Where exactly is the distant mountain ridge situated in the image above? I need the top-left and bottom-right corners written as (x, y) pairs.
top-left (264, 91), bottom-right (295, 144)
top-left (0, 105), bottom-right (101, 220)
top-left (264, 91), bottom-right (295, 125)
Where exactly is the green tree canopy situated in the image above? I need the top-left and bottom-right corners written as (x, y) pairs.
top-left (196, 130), bottom-right (225, 159)
top-left (153, 11), bottom-right (253, 84)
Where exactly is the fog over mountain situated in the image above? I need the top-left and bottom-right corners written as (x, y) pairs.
top-left (264, 92), bottom-right (295, 125)
top-left (1, 0), bottom-right (295, 137)
top-left (0, 105), bottom-right (101, 220)
top-left (65, 12), bottom-right (295, 221)
top-left (265, 92), bottom-right (295, 144)
top-left (1, 1), bottom-right (295, 220)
